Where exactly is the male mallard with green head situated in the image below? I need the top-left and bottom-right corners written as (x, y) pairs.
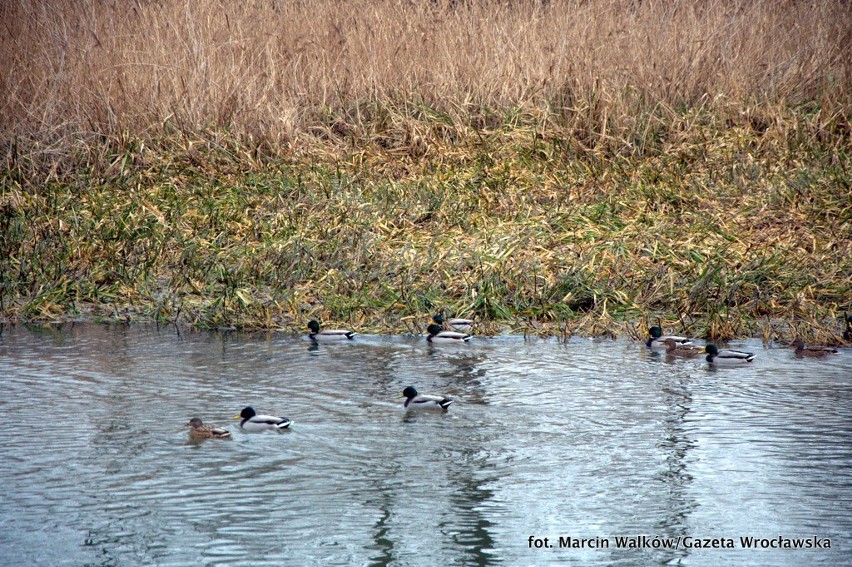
top-left (646, 326), bottom-right (692, 349)
top-left (402, 386), bottom-right (454, 411)
top-left (705, 343), bottom-right (755, 364)
top-left (307, 320), bottom-right (356, 342)
top-left (427, 323), bottom-right (471, 344)
top-left (233, 407), bottom-right (292, 432)
top-left (433, 313), bottom-right (475, 334)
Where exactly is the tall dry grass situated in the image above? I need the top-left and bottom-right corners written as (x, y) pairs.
top-left (2, 0), bottom-right (850, 160)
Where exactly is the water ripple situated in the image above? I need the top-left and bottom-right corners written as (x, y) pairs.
top-left (0, 328), bottom-right (849, 566)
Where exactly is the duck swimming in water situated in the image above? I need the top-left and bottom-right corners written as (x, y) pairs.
top-left (184, 418), bottom-right (231, 439)
top-left (662, 338), bottom-right (705, 357)
top-left (402, 386), bottom-right (454, 411)
top-left (705, 343), bottom-right (755, 364)
top-left (646, 326), bottom-right (692, 349)
top-left (793, 341), bottom-right (839, 358)
top-left (307, 320), bottom-right (356, 342)
top-left (433, 313), bottom-right (475, 334)
top-left (426, 323), bottom-right (471, 344)
top-left (233, 407), bottom-right (292, 432)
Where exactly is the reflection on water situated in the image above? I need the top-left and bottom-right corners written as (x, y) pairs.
top-left (0, 324), bottom-right (850, 566)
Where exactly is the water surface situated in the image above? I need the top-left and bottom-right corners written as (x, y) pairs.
top-left (0, 324), bottom-right (849, 566)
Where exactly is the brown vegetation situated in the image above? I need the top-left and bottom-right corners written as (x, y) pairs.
top-left (3, 0), bottom-right (849, 153)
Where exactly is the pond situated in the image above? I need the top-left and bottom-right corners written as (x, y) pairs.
top-left (0, 324), bottom-right (849, 566)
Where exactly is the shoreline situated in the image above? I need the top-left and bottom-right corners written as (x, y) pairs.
top-left (1, 301), bottom-right (849, 346)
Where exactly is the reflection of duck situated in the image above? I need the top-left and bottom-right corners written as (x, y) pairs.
top-left (184, 418), bottom-right (231, 439)
top-left (794, 341), bottom-right (839, 358)
top-left (663, 338), bottom-right (705, 357)
top-left (427, 324), bottom-right (471, 344)
top-left (705, 344), bottom-right (755, 364)
top-left (234, 407), bottom-right (292, 432)
top-left (307, 320), bottom-right (355, 342)
top-left (402, 386), bottom-right (453, 411)
top-left (433, 313), bottom-right (474, 334)
top-left (646, 326), bottom-right (692, 349)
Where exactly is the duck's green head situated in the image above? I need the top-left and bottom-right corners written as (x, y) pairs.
top-left (307, 320), bottom-right (321, 333)
top-left (433, 313), bottom-right (445, 324)
top-left (426, 324), bottom-right (443, 336)
top-left (402, 386), bottom-right (418, 399)
top-left (649, 326), bottom-right (664, 338)
top-left (705, 344), bottom-right (719, 355)
top-left (235, 406), bottom-right (256, 420)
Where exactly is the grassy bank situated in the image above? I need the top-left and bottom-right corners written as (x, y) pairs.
top-left (3, 113), bottom-right (849, 342)
top-left (1, 1), bottom-right (850, 342)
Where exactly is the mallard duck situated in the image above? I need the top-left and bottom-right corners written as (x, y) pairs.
top-left (705, 343), bottom-right (755, 364)
top-left (663, 338), bottom-right (706, 357)
top-left (402, 386), bottom-right (453, 411)
top-left (433, 313), bottom-right (475, 334)
top-left (307, 319), bottom-right (355, 342)
top-left (427, 323), bottom-right (471, 344)
top-left (233, 407), bottom-right (292, 432)
top-left (844, 312), bottom-right (852, 341)
top-left (184, 417), bottom-right (231, 439)
top-left (794, 341), bottom-right (839, 358)
top-left (646, 326), bottom-right (692, 349)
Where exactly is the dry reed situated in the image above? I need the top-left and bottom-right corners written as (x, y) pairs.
top-left (2, 0), bottom-right (849, 152)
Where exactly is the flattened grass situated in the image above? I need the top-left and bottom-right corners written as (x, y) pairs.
top-left (2, 104), bottom-right (849, 342)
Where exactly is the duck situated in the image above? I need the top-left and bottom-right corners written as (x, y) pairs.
top-left (705, 343), bottom-right (755, 364)
top-left (233, 406), bottom-right (292, 432)
top-left (307, 319), bottom-right (355, 342)
top-left (433, 313), bottom-right (475, 334)
top-left (662, 338), bottom-right (705, 357)
top-left (427, 323), bottom-right (471, 344)
top-left (794, 341), bottom-right (839, 358)
top-left (402, 386), bottom-right (453, 411)
top-left (184, 417), bottom-right (232, 439)
top-left (646, 326), bottom-right (692, 349)
top-left (844, 312), bottom-right (852, 341)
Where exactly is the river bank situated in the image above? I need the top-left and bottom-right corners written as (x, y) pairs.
top-left (2, 116), bottom-right (850, 342)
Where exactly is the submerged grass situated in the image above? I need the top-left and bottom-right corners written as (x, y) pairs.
top-left (1, 0), bottom-right (850, 342)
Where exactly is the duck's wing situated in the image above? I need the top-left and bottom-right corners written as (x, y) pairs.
top-left (648, 335), bottom-right (692, 348)
top-left (250, 414), bottom-right (292, 428)
top-left (447, 318), bottom-right (474, 332)
top-left (318, 329), bottom-right (356, 340)
top-left (661, 335), bottom-right (692, 345)
top-left (210, 426), bottom-right (231, 437)
top-left (412, 394), bottom-right (453, 409)
top-left (436, 330), bottom-right (471, 340)
top-left (718, 349), bottom-right (755, 362)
